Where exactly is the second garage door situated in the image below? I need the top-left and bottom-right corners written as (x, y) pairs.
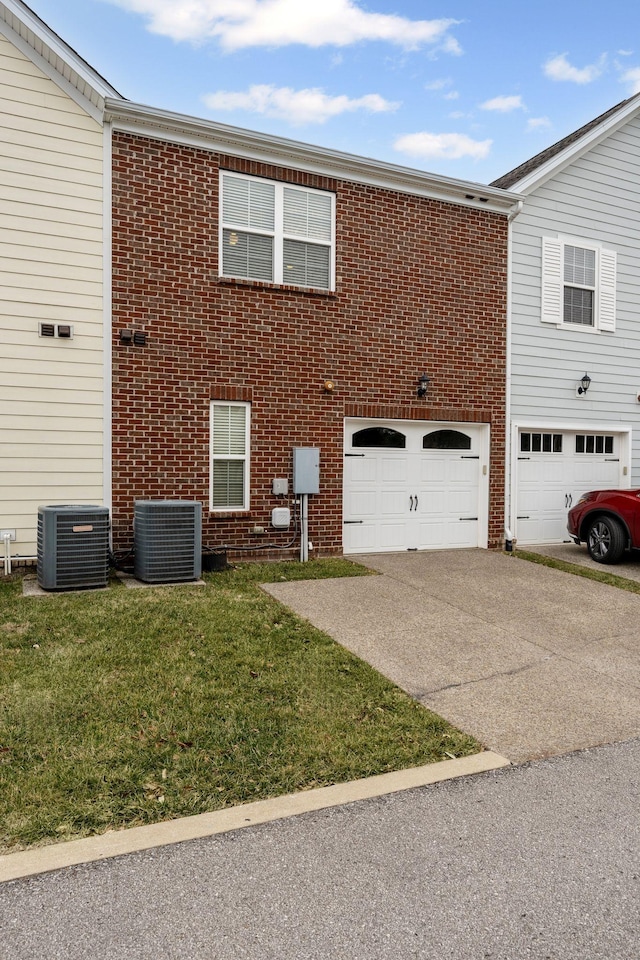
top-left (515, 427), bottom-right (627, 544)
top-left (343, 418), bottom-right (489, 555)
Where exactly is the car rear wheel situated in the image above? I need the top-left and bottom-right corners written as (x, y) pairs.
top-left (586, 515), bottom-right (626, 564)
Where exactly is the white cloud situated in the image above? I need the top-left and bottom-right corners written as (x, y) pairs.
top-left (543, 53), bottom-right (605, 84)
top-left (425, 79), bottom-right (449, 91)
top-left (444, 91), bottom-right (459, 101)
top-left (480, 95), bottom-right (524, 113)
top-left (527, 116), bottom-right (552, 131)
top-left (394, 131), bottom-right (492, 161)
top-left (620, 66), bottom-right (640, 93)
top-left (107, 0), bottom-right (461, 51)
top-left (203, 84), bottom-right (400, 124)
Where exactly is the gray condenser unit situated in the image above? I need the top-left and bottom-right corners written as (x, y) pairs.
top-left (37, 505), bottom-right (110, 591)
top-left (134, 500), bottom-right (202, 583)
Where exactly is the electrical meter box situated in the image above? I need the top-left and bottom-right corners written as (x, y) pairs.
top-left (293, 447), bottom-right (320, 494)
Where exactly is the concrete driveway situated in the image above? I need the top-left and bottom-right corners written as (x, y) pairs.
top-left (264, 549), bottom-right (640, 763)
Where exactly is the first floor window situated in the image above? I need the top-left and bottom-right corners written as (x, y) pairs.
top-left (210, 402), bottom-right (250, 510)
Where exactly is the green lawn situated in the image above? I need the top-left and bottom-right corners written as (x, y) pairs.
top-left (0, 559), bottom-right (480, 852)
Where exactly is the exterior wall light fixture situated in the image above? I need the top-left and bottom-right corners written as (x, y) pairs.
top-left (417, 373), bottom-right (430, 398)
top-left (577, 373), bottom-right (591, 396)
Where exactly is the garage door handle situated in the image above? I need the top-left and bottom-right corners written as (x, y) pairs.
top-left (344, 520), bottom-right (363, 524)
top-left (459, 517), bottom-right (478, 521)
top-left (409, 495), bottom-right (414, 511)
top-left (414, 495), bottom-right (418, 510)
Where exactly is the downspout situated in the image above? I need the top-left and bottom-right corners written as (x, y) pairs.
top-left (103, 118), bottom-right (114, 545)
top-left (505, 199), bottom-right (524, 550)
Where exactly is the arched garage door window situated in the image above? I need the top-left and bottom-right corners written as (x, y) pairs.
top-left (352, 427), bottom-right (406, 448)
top-left (423, 429), bottom-right (471, 450)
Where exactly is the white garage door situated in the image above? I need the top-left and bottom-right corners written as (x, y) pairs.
top-left (343, 419), bottom-right (488, 555)
top-left (516, 429), bottom-right (624, 544)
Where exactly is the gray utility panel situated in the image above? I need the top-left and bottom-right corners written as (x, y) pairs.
top-left (293, 448), bottom-right (320, 494)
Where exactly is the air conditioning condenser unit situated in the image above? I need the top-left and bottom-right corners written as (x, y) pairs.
top-left (134, 500), bottom-right (202, 583)
top-left (37, 505), bottom-right (110, 591)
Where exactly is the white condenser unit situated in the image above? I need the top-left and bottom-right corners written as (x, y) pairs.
top-left (37, 505), bottom-right (110, 591)
top-left (134, 501), bottom-right (202, 583)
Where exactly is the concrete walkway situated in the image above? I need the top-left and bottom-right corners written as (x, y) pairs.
top-left (264, 549), bottom-right (640, 763)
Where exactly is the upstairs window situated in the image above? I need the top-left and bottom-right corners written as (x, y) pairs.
top-left (541, 236), bottom-right (616, 332)
top-left (220, 172), bottom-right (335, 291)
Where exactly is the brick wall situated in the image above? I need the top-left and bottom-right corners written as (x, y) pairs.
top-left (112, 132), bottom-right (509, 557)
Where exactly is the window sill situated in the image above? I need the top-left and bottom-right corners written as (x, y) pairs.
top-left (548, 321), bottom-right (610, 334)
top-left (209, 509), bottom-right (251, 518)
top-left (217, 276), bottom-right (338, 299)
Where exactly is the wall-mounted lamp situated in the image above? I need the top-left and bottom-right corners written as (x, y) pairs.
top-left (417, 373), bottom-right (430, 398)
top-left (323, 379), bottom-right (335, 393)
top-left (577, 372), bottom-right (591, 396)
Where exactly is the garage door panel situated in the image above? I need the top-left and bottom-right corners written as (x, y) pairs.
top-left (344, 457), bottom-right (377, 483)
top-left (381, 457), bottom-right (409, 482)
top-left (516, 430), bottom-right (624, 545)
top-left (344, 490), bottom-right (377, 517)
top-left (416, 518), bottom-right (477, 549)
top-left (344, 419), bottom-right (485, 554)
top-left (343, 522), bottom-right (377, 553)
top-left (380, 490), bottom-right (410, 516)
top-left (379, 522), bottom-right (411, 550)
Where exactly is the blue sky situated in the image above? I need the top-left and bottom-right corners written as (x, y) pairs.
top-left (30, 0), bottom-right (640, 185)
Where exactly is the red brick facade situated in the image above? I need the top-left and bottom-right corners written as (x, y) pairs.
top-left (111, 131), bottom-right (509, 558)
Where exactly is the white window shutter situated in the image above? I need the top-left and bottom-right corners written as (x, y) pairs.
top-left (598, 248), bottom-right (617, 332)
top-left (541, 237), bottom-right (563, 324)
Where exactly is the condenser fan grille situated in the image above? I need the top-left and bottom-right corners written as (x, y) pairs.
top-left (37, 506), bottom-right (110, 590)
top-left (134, 501), bottom-right (202, 583)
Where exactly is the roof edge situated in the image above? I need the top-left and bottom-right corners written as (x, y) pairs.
top-left (106, 98), bottom-right (523, 215)
top-left (0, 0), bottom-right (121, 102)
top-left (492, 94), bottom-right (640, 193)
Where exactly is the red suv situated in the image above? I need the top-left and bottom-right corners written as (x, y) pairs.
top-left (567, 489), bottom-right (640, 564)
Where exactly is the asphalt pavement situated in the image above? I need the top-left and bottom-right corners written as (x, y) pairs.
top-left (3, 738), bottom-right (640, 959)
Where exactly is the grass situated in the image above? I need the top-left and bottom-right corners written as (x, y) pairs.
top-left (515, 548), bottom-right (640, 594)
top-left (0, 558), bottom-right (480, 853)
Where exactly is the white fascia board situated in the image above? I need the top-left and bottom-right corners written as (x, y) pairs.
top-left (0, 0), bottom-right (121, 122)
top-left (105, 98), bottom-right (523, 217)
top-left (507, 98), bottom-right (640, 195)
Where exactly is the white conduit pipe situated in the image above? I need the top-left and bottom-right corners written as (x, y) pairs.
top-left (3, 535), bottom-right (37, 577)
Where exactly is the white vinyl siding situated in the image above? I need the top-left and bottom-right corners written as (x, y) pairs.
top-left (0, 33), bottom-right (105, 556)
top-left (220, 172), bottom-right (334, 290)
top-left (541, 236), bottom-right (616, 331)
top-left (210, 402), bottom-right (250, 511)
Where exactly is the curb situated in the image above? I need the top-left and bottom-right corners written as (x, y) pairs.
top-left (0, 750), bottom-right (510, 884)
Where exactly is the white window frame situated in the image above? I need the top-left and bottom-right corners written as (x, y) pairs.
top-left (541, 235), bottom-right (616, 332)
top-left (219, 171), bottom-right (335, 291)
top-left (209, 401), bottom-right (250, 512)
